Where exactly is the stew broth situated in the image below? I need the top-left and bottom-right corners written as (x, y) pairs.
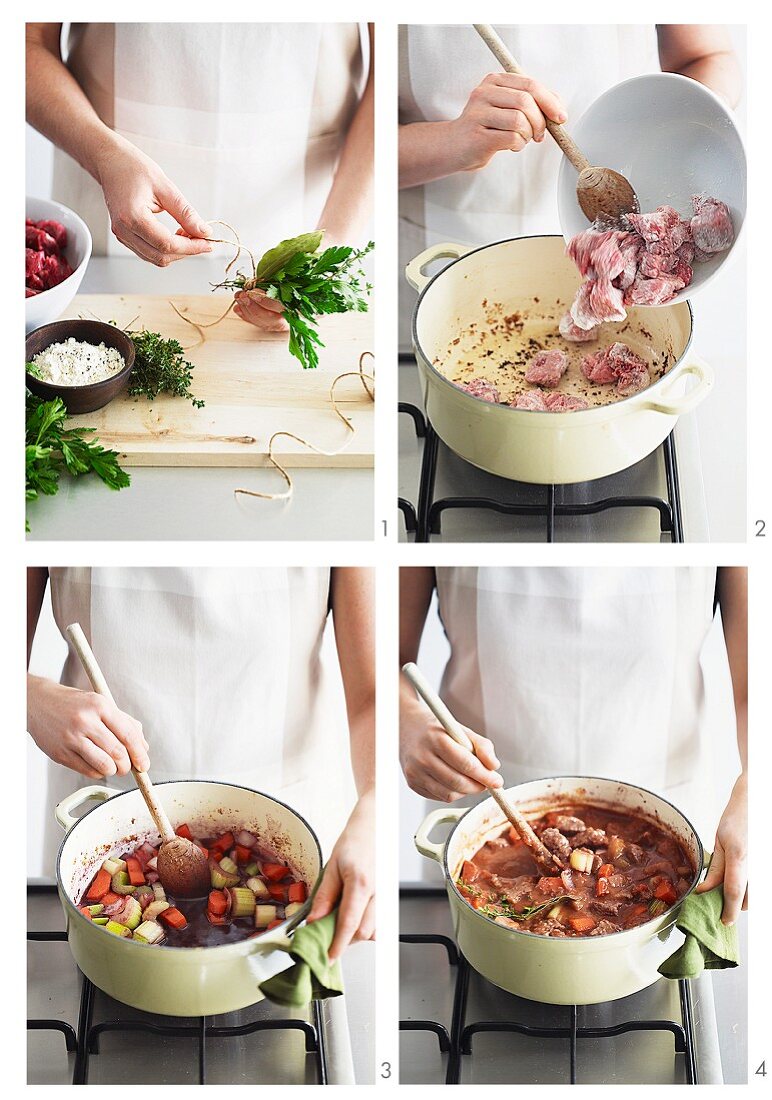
top-left (457, 804), bottom-right (695, 937)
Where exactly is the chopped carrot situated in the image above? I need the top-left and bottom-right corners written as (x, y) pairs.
top-left (262, 863), bottom-right (288, 882)
top-left (267, 919), bottom-right (284, 930)
top-left (207, 911), bottom-right (227, 926)
top-left (470, 895), bottom-right (485, 910)
top-left (85, 868), bottom-right (111, 902)
top-left (268, 883), bottom-right (288, 903)
top-left (235, 845), bottom-right (252, 864)
top-left (159, 907), bottom-right (188, 930)
top-left (78, 907), bottom-right (93, 919)
top-left (197, 844), bottom-right (209, 859)
top-left (175, 823), bottom-right (193, 841)
top-left (653, 880), bottom-right (678, 905)
top-left (211, 832), bottom-right (234, 854)
top-left (100, 892), bottom-right (121, 906)
top-left (125, 857), bottom-right (146, 886)
top-left (630, 903), bottom-right (648, 917)
top-left (568, 916), bottom-right (596, 933)
top-left (597, 864), bottom-right (614, 879)
top-left (461, 860), bottom-right (478, 883)
top-left (288, 882), bottom-right (307, 904)
top-left (537, 876), bottom-right (564, 895)
top-left (208, 890), bottom-right (227, 916)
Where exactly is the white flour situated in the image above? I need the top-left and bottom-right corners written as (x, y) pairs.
top-left (30, 337), bottom-right (125, 387)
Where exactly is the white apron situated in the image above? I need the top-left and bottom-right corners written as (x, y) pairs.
top-left (39, 567), bottom-right (355, 877)
top-left (433, 567), bottom-right (719, 843)
top-left (398, 24), bottom-right (660, 346)
top-left (54, 23), bottom-right (366, 257)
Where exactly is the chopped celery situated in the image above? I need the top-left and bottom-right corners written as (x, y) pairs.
top-left (85, 904), bottom-right (104, 916)
top-left (101, 857), bottom-right (127, 876)
top-left (111, 870), bottom-right (136, 896)
top-left (104, 920), bottom-right (132, 938)
top-left (219, 856), bottom-right (238, 876)
top-left (119, 896), bottom-right (143, 930)
top-left (228, 887), bottom-right (256, 918)
top-left (210, 861), bottom-right (239, 890)
top-left (244, 862), bottom-right (259, 877)
top-left (143, 900), bottom-right (170, 922)
top-left (152, 882), bottom-right (167, 901)
top-left (255, 904), bottom-right (277, 928)
top-left (134, 920), bottom-right (165, 945)
top-left (245, 876), bottom-right (270, 900)
top-left (134, 885), bottom-right (154, 899)
top-left (285, 902), bottom-right (304, 920)
top-left (92, 917), bottom-right (109, 926)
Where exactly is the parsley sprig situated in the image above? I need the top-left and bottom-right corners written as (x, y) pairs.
top-left (215, 231), bottom-right (374, 371)
top-left (26, 390), bottom-right (130, 530)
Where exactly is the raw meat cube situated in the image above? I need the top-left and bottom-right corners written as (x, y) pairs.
top-left (627, 205), bottom-right (691, 252)
top-left (36, 219), bottom-right (68, 251)
top-left (543, 392), bottom-right (589, 412)
top-left (581, 349), bottom-right (617, 384)
top-left (513, 389), bottom-right (548, 411)
top-left (455, 377), bottom-right (500, 403)
top-left (690, 194), bottom-right (734, 255)
top-left (26, 223), bottom-right (60, 255)
top-left (624, 274), bottom-right (684, 307)
top-left (581, 342), bottom-right (650, 397)
top-left (558, 312), bottom-right (598, 343)
top-left (525, 349), bottom-right (568, 388)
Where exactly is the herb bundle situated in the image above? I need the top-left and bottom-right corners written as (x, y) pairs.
top-left (126, 329), bottom-right (205, 408)
top-left (215, 231), bottom-right (374, 371)
top-left (25, 390), bottom-right (130, 530)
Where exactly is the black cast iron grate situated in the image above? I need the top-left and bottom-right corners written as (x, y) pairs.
top-left (399, 895), bottom-right (697, 1085)
top-left (398, 354), bottom-right (684, 543)
top-left (27, 885), bottom-right (327, 1085)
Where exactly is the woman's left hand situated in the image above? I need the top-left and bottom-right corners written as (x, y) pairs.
top-left (233, 288), bottom-right (289, 332)
top-left (695, 772), bottom-right (747, 924)
top-left (307, 789), bottom-right (375, 960)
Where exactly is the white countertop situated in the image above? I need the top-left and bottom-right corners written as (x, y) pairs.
top-left (26, 257), bottom-right (374, 542)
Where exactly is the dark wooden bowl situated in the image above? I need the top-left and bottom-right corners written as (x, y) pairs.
top-left (26, 319), bottom-right (135, 414)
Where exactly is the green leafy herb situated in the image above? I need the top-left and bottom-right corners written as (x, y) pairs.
top-left (126, 329), bottom-right (205, 408)
top-left (216, 232), bottom-right (374, 371)
top-left (26, 361), bottom-right (44, 380)
top-left (474, 892), bottom-right (573, 923)
top-left (25, 390), bottom-right (130, 530)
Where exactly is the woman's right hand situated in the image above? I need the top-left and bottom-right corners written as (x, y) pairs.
top-left (27, 676), bottom-right (150, 779)
top-left (400, 700), bottom-right (503, 802)
top-left (448, 72), bottom-right (567, 172)
top-left (93, 136), bottom-right (213, 266)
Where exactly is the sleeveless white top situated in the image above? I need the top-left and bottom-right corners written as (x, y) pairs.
top-left (38, 567), bottom-right (355, 875)
top-left (398, 24), bottom-right (660, 344)
top-left (54, 22), bottom-right (366, 256)
top-left (434, 566), bottom-right (719, 840)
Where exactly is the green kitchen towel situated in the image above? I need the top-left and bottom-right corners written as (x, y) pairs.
top-left (658, 884), bottom-right (740, 980)
top-left (259, 910), bottom-right (344, 1007)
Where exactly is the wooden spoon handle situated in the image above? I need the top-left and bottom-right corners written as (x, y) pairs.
top-left (473, 23), bottom-right (590, 174)
top-left (65, 623), bottom-right (176, 844)
top-left (401, 662), bottom-right (563, 871)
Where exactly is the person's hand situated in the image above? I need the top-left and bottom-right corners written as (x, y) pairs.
top-left (400, 699), bottom-right (503, 802)
top-left (695, 772), bottom-right (747, 924)
top-left (307, 789), bottom-right (374, 960)
top-left (93, 136), bottom-right (213, 266)
top-left (448, 72), bottom-right (567, 173)
top-left (233, 288), bottom-right (289, 332)
top-left (27, 676), bottom-right (150, 779)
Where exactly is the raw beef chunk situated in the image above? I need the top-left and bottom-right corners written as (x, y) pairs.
top-left (25, 215), bottom-right (73, 295)
top-left (455, 378), bottom-right (500, 403)
top-left (543, 392), bottom-right (589, 412)
top-left (581, 342), bottom-right (650, 397)
top-left (690, 194), bottom-right (734, 255)
top-left (514, 389), bottom-right (548, 411)
top-left (559, 311), bottom-right (599, 342)
top-left (525, 349), bottom-right (568, 388)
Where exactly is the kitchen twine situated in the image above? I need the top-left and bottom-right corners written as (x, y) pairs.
top-left (235, 350), bottom-right (375, 502)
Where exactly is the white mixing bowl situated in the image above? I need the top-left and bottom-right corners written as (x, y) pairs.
top-left (26, 196), bottom-right (92, 334)
top-left (557, 72), bottom-right (746, 304)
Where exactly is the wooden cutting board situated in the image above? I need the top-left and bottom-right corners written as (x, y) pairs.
top-left (62, 294), bottom-right (374, 467)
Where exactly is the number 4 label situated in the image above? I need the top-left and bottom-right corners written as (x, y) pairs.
top-left (755, 1061), bottom-right (766, 1077)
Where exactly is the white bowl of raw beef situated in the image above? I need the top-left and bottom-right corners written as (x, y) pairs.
top-left (556, 72), bottom-right (746, 304)
top-left (26, 196), bottom-right (92, 334)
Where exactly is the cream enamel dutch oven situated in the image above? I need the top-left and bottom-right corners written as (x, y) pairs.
top-left (407, 236), bottom-right (714, 484)
top-left (415, 776), bottom-right (703, 1006)
top-left (56, 780), bottom-right (322, 1016)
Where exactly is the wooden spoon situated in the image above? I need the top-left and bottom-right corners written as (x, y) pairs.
top-left (473, 23), bottom-right (639, 224)
top-left (66, 623), bottom-right (211, 898)
top-left (402, 662), bottom-right (564, 874)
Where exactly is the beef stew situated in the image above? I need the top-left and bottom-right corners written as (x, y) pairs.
top-left (457, 804), bottom-right (695, 937)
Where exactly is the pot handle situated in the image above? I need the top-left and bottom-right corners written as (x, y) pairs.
top-left (414, 807), bottom-right (466, 864)
top-left (405, 242), bottom-right (469, 293)
top-left (637, 353), bottom-right (714, 415)
top-left (55, 785), bottom-right (115, 832)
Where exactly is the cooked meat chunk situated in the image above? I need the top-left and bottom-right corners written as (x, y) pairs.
top-left (572, 828), bottom-right (608, 849)
top-left (589, 919), bottom-right (621, 936)
top-left (541, 827), bottom-right (571, 862)
top-left (553, 815), bottom-right (586, 834)
top-left (590, 896), bottom-right (624, 917)
top-left (626, 843), bottom-right (646, 865)
top-left (525, 349), bottom-right (569, 388)
top-left (530, 919), bottom-right (567, 937)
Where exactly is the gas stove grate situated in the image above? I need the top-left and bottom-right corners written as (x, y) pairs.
top-left (398, 354), bottom-right (685, 542)
top-left (399, 923), bottom-right (697, 1085)
top-left (27, 885), bottom-right (328, 1085)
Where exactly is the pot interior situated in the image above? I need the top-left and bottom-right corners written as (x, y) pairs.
top-left (414, 236), bottom-right (694, 409)
top-left (445, 775), bottom-right (703, 887)
top-left (58, 780), bottom-right (322, 907)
